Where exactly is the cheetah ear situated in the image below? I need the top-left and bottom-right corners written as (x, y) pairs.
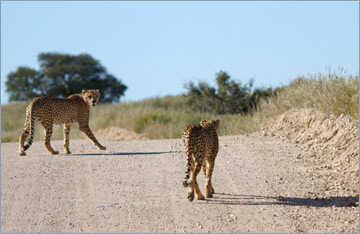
top-left (96, 89), bottom-right (100, 93)
top-left (82, 89), bottom-right (87, 95)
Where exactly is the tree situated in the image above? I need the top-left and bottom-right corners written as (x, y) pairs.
top-left (249, 87), bottom-right (275, 111)
top-left (6, 52), bottom-right (127, 103)
top-left (184, 81), bottom-right (218, 113)
top-left (215, 71), bottom-right (254, 114)
top-left (6, 67), bottom-right (46, 102)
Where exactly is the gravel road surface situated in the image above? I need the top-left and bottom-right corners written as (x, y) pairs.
top-left (1, 134), bottom-right (358, 233)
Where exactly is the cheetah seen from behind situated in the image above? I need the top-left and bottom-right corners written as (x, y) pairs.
top-left (19, 89), bottom-right (106, 156)
top-left (182, 119), bottom-right (220, 202)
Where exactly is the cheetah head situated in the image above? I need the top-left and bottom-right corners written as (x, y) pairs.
top-left (200, 119), bottom-right (220, 133)
top-left (82, 89), bottom-right (101, 107)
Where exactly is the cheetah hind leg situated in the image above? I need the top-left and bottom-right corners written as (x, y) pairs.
top-left (201, 164), bottom-right (214, 196)
top-left (192, 159), bottom-right (205, 201)
top-left (205, 183), bottom-right (214, 198)
top-left (185, 178), bottom-right (195, 202)
top-left (187, 174), bottom-right (205, 202)
top-left (209, 183), bottom-right (215, 194)
top-left (204, 160), bottom-right (215, 198)
top-left (42, 123), bottom-right (59, 155)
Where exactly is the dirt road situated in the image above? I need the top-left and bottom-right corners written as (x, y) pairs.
top-left (1, 132), bottom-right (358, 233)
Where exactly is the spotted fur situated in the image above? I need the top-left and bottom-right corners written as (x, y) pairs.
top-left (18, 89), bottom-right (106, 156)
top-left (182, 119), bottom-right (220, 202)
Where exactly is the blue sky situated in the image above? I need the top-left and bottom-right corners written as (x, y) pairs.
top-left (1, 1), bottom-right (359, 104)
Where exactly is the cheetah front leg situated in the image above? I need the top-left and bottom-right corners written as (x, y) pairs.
top-left (41, 122), bottom-right (59, 155)
top-left (63, 124), bottom-right (72, 154)
top-left (79, 124), bottom-right (106, 151)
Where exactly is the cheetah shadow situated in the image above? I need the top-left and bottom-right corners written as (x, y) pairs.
top-left (201, 193), bottom-right (359, 208)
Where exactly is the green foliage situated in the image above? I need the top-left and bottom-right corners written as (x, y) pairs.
top-left (5, 52), bottom-right (127, 103)
top-left (184, 71), bottom-right (274, 114)
top-left (250, 87), bottom-right (276, 110)
top-left (6, 67), bottom-right (46, 101)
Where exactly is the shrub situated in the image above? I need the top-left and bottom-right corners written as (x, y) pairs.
top-left (184, 71), bottom-right (275, 115)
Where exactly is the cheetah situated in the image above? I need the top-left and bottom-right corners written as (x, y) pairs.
top-left (18, 89), bottom-right (106, 156)
top-left (182, 119), bottom-right (220, 202)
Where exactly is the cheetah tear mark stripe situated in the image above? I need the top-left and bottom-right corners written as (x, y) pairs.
top-left (23, 102), bottom-right (35, 151)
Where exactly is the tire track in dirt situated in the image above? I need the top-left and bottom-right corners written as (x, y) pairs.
top-left (72, 160), bottom-right (101, 232)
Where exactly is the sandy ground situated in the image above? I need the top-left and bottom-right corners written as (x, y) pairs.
top-left (1, 130), bottom-right (358, 233)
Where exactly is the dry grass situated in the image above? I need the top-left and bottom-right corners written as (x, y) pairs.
top-left (2, 103), bottom-right (87, 143)
top-left (89, 96), bottom-right (259, 140)
top-left (259, 68), bottom-right (359, 120)
top-left (2, 70), bottom-right (358, 142)
top-left (2, 96), bottom-right (258, 142)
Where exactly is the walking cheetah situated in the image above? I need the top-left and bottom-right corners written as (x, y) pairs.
top-left (18, 89), bottom-right (106, 156)
top-left (182, 119), bottom-right (220, 202)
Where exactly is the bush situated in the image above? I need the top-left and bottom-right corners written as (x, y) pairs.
top-left (184, 71), bottom-right (275, 115)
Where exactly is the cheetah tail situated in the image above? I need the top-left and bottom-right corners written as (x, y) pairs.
top-left (23, 104), bottom-right (35, 151)
top-left (183, 154), bottom-right (192, 187)
top-left (183, 179), bottom-right (193, 187)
